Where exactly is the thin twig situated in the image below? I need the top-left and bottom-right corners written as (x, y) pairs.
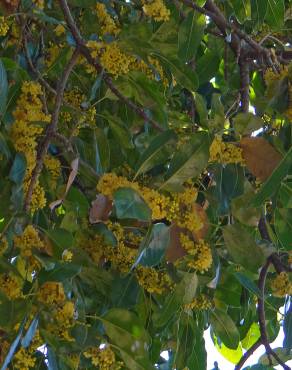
top-left (234, 338), bottom-right (262, 370)
top-left (58, 0), bottom-right (163, 132)
top-left (24, 48), bottom-right (80, 212)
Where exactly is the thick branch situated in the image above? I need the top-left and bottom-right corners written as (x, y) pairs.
top-left (239, 57), bottom-right (250, 113)
top-left (24, 48), bottom-right (79, 212)
top-left (58, 0), bottom-right (163, 132)
top-left (234, 338), bottom-right (262, 370)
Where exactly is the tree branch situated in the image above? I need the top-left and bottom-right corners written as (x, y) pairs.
top-left (24, 48), bottom-right (79, 212)
top-left (239, 57), bottom-right (250, 113)
top-left (58, 0), bottom-right (164, 132)
top-left (234, 338), bottom-right (262, 370)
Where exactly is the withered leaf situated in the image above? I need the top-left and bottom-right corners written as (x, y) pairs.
top-left (240, 137), bottom-right (282, 182)
top-left (89, 194), bottom-right (113, 224)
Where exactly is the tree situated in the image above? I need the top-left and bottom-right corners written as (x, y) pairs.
top-left (0, 0), bottom-right (291, 369)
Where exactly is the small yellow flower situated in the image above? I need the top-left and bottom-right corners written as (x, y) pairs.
top-left (271, 272), bottom-right (292, 297)
top-left (62, 249), bottom-right (73, 262)
top-left (143, 0), bottom-right (170, 21)
top-left (0, 17), bottom-right (9, 37)
top-left (54, 24), bottom-right (65, 36)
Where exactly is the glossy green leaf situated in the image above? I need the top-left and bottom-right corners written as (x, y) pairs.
top-left (265, 0), bottom-right (285, 29)
top-left (0, 59), bottom-right (8, 115)
top-left (38, 262), bottom-right (81, 284)
top-left (230, 0), bottom-right (251, 23)
top-left (46, 228), bottom-right (74, 257)
top-left (210, 309), bottom-right (240, 350)
top-left (137, 223), bottom-right (170, 267)
top-left (161, 131), bottom-right (209, 191)
top-left (9, 153), bottom-right (26, 185)
top-left (21, 316), bottom-right (39, 348)
top-left (134, 130), bottom-right (176, 178)
top-left (251, 0), bottom-right (268, 25)
top-left (275, 208), bottom-right (292, 250)
top-left (178, 12), bottom-right (205, 62)
top-left (114, 187), bottom-right (151, 221)
top-left (223, 224), bottom-right (264, 272)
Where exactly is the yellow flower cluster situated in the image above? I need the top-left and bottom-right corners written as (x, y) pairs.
top-left (84, 346), bottom-right (122, 369)
top-left (271, 272), bottom-right (292, 297)
top-left (13, 347), bottom-right (36, 370)
top-left (62, 249), bottom-right (73, 262)
top-left (0, 237), bottom-right (8, 256)
top-left (54, 24), bottom-right (65, 36)
top-left (184, 294), bottom-right (213, 311)
top-left (135, 266), bottom-right (172, 294)
top-left (33, 0), bottom-right (44, 9)
top-left (79, 233), bottom-right (105, 264)
top-left (11, 81), bottom-right (50, 213)
top-left (0, 16), bottom-right (9, 37)
top-left (100, 42), bottom-right (134, 78)
top-left (264, 66), bottom-right (288, 84)
top-left (180, 234), bottom-right (212, 273)
top-left (14, 225), bottom-right (44, 258)
top-left (64, 88), bottom-right (85, 108)
top-left (131, 56), bottom-right (168, 86)
top-left (51, 301), bottom-right (75, 341)
top-left (44, 155), bottom-right (61, 188)
top-left (209, 136), bottom-right (244, 165)
top-left (45, 42), bottom-right (60, 67)
top-left (38, 281), bottom-right (66, 304)
top-left (96, 3), bottom-right (120, 36)
top-left (143, 0), bottom-right (170, 21)
top-left (0, 273), bottom-right (23, 299)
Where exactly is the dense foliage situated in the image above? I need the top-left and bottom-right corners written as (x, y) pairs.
top-left (0, 0), bottom-right (291, 369)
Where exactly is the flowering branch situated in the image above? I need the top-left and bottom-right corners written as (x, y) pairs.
top-left (24, 48), bottom-right (79, 212)
top-left (58, 0), bottom-right (164, 132)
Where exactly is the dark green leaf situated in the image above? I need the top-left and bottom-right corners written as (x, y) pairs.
top-left (178, 12), bottom-right (205, 62)
top-left (265, 0), bottom-right (285, 29)
top-left (0, 59), bottom-right (8, 115)
top-left (138, 223), bottom-right (170, 267)
top-left (284, 304), bottom-right (292, 351)
top-left (38, 262), bottom-right (81, 284)
top-left (234, 272), bottom-right (261, 298)
top-left (251, 0), bottom-right (268, 25)
top-left (223, 224), bottom-right (264, 272)
top-left (161, 132), bottom-right (209, 191)
top-left (210, 309), bottom-right (240, 350)
top-left (114, 187), bottom-right (151, 221)
top-left (134, 130), bottom-right (176, 178)
top-left (21, 316), bottom-right (39, 348)
top-left (275, 208), bottom-right (292, 251)
top-left (9, 154), bottom-right (26, 185)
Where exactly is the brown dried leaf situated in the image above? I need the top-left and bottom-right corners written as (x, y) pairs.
top-left (240, 137), bottom-right (282, 182)
top-left (192, 203), bottom-right (209, 241)
top-left (165, 224), bottom-right (187, 263)
top-left (89, 194), bottom-right (113, 224)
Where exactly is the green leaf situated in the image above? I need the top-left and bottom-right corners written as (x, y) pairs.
top-left (107, 116), bottom-right (134, 150)
top-left (0, 132), bottom-right (11, 159)
top-left (265, 0), bottom-right (285, 30)
top-left (178, 12), bottom-right (205, 62)
top-left (241, 322), bottom-right (261, 350)
top-left (284, 305), bottom-right (292, 351)
top-left (234, 112), bottom-right (264, 136)
top-left (38, 262), bottom-right (81, 284)
top-left (1, 318), bottom-right (26, 370)
top-left (196, 51), bottom-right (221, 85)
top-left (210, 309), bottom-right (240, 350)
top-left (114, 187), bottom-right (151, 221)
top-left (46, 228), bottom-right (74, 257)
top-left (278, 181), bottom-right (292, 208)
top-left (0, 59), bottom-right (8, 115)
top-left (134, 130), bottom-right (176, 179)
top-left (9, 153), bottom-right (26, 185)
top-left (155, 53), bottom-right (198, 91)
top-left (251, 0), bottom-right (268, 25)
top-left (229, 0), bottom-right (251, 23)
top-left (161, 131), bottom-right (210, 191)
top-left (231, 190), bottom-right (261, 226)
top-left (138, 223), bottom-right (170, 267)
top-left (194, 93), bottom-right (208, 127)
top-left (223, 224), bottom-right (264, 272)
top-left (212, 332), bottom-right (243, 364)
top-left (102, 308), bottom-right (152, 368)
top-left (259, 347), bottom-right (292, 365)
top-left (274, 208), bottom-right (292, 251)
top-left (95, 127), bottom-right (110, 173)
top-left (234, 272), bottom-right (261, 298)
top-left (175, 315), bottom-right (197, 369)
top-left (21, 316), bottom-right (39, 348)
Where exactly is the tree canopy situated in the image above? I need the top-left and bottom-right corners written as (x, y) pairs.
top-left (0, 0), bottom-right (291, 369)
